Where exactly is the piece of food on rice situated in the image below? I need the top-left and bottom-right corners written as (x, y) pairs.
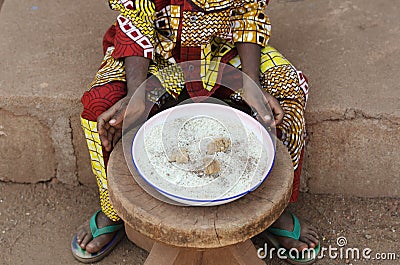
top-left (203, 157), bottom-right (221, 175)
top-left (168, 148), bottom-right (189, 164)
top-left (206, 137), bottom-right (231, 155)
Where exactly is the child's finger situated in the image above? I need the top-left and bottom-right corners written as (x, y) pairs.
top-left (257, 111), bottom-right (272, 124)
top-left (107, 127), bottom-right (115, 149)
top-left (99, 127), bottom-right (110, 151)
top-left (267, 99), bottom-right (284, 127)
top-left (109, 104), bottom-right (126, 126)
top-left (271, 111), bottom-right (284, 127)
top-left (112, 129), bottom-right (122, 148)
top-left (97, 106), bottom-right (117, 130)
top-left (253, 99), bottom-right (272, 125)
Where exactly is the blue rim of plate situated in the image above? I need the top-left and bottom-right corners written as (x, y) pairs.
top-left (130, 104), bottom-right (276, 203)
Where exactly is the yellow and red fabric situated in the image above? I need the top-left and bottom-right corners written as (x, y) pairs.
top-left (81, 0), bottom-right (308, 221)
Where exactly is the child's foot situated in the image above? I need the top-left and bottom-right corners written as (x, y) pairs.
top-left (264, 209), bottom-right (319, 252)
top-left (75, 211), bottom-right (123, 253)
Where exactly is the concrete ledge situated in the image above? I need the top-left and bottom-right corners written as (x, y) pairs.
top-left (0, 109), bottom-right (56, 183)
top-left (1, 0), bottom-right (399, 196)
top-left (304, 112), bottom-right (400, 197)
top-left (269, 0), bottom-right (400, 197)
top-left (0, 0), bottom-right (114, 186)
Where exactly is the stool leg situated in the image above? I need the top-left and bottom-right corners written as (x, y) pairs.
top-left (144, 243), bottom-right (180, 265)
top-left (229, 239), bottom-right (266, 265)
top-left (144, 242), bottom-right (202, 265)
top-left (202, 240), bottom-right (266, 265)
top-left (125, 224), bottom-right (154, 252)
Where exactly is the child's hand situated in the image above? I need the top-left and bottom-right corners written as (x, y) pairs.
top-left (97, 93), bottom-right (146, 151)
top-left (243, 85), bottom-right (284, 127)
top-left (235, 42), bottom-right (284, 127)
top-left (260, 92), bottom-right (284, 127)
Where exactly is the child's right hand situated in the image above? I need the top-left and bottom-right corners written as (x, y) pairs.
top-left (97, 93), bottom-right (146, 152)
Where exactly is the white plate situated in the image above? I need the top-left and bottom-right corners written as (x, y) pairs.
top-left (131, 103), bottom-right (275, 206)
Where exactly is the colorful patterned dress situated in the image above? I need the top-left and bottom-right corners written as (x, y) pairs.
top-left (81, 0), bottom-right (309, 221)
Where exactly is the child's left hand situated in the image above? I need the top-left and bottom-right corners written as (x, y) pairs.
top-left (235, 42), bottom-right (284, 127)
top-left (243, 85), bottom-right (284, 127)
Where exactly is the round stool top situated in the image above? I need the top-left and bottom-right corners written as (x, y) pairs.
top-left (108, 134), bottom-right (293, 249)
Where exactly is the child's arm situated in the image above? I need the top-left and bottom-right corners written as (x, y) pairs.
top-left (236, 42), bottom-right (261, 82)
top-left (97, 1), bottom-right (157, 151)
top-left (230, 1), bottom-right (282, 126)
top-left (236, 42), bottom-right (284, 127)
top-left (97, 56), bottom-right (150, 151)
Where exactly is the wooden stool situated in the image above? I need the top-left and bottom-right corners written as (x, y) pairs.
top-left (108, 136), bottom-right (293, 265)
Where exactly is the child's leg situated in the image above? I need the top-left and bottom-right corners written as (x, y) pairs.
top-left (256, 46), bottom-right (319, 252)
top-left (227, 46), bottom-right (308, 201)
top-left (72, 45), bottom-right (131, 256)
top-left (260, 47), bottom-right (308, 202)
top-left (258, 46), bottom-right (309, 202)
top-left (80, 49), bottom-right (191, 224)
top-left (225, 47), bottom-right (318, 253)
top-left (80, 46), bottom-right (128, 222)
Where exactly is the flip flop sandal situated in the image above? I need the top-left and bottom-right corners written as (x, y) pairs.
top-left (263, 212), bottom-right (321, 265)
top-left (71, 210), bottom-right (125, 263)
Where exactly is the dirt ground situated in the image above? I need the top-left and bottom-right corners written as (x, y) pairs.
top-left (0, 182), bottom-right (398, 265)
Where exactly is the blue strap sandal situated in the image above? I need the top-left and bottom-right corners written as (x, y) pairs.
top-left (264, 212), bottom-right (321, 264)
top-left (71, 210), bottom-right (125, 263)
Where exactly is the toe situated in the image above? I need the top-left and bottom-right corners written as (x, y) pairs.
top-left (80, 233), bottom-right (93, 249)
top-left (76, 229), bottom-right (87, 243)
top-left (307, 229), bottom-right (319, 240)
top-left (303, 228), bottom-right (319, 246)
top-left (276, 235), bottom-right (308, 252)
top-left (76, 222), bottom-right (90, 243)
top-left (309, 233), bottom-right (319, 246)
top-left (86, 240), bottom-right (100, 253)
top-left (299, 235), bottom-right (315, 249)
top-left (294, 240), bottom-right (309, 252)
top-left (308, 225), bottom-right (319, 235)
top-left (86, 234), bottom-right (112, 253)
